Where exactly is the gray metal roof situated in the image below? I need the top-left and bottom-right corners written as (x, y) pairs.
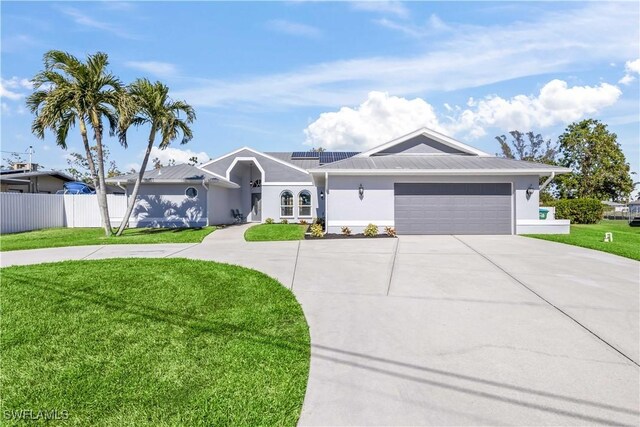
top-left (0, 169), bottom-right (75, 181)
top-left (312, 155), bottom-right (569, 173)
top-left (106, 163), bottom-right (237, 187)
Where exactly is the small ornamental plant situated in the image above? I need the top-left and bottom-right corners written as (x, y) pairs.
top-left (299, 219), bottom-right (308, 225)
top-left (265, 218), bottom-right (274, 224)
top-left (384, 226), bottom-right (397, 237)
top-left (341, 226), bottom-right (352, 236)
top-left (310, 223), bottom-right (324, 238)
top-left (280, 219), bottom-right (289, 224)
top-left (363, 223), bottom-right (378, 237)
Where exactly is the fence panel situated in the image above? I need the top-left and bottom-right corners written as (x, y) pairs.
top-left (0, 193), bottom-right (65, 234)
top-left (1, 193), bottom-right (128, 233)
top-left (63, 194), bottom-right (127, 227)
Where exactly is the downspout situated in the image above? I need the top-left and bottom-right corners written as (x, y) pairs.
top-left (325, 172), bottom-right (329, 231)
top-left (116, 181), bottom-right (127, 195)
top-left (539, 172), bottom-right (556, 192)
top-left (202, 178), bottom-right (209, 226)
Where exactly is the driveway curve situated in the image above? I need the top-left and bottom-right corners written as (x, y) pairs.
top-left (1, 226), bottom-right (638, 426)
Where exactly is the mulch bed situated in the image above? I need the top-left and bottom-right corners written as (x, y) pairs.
top-left (305, 233), bottom-right (396, 240)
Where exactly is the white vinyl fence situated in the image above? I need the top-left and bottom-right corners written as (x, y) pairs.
top-left (0, 193), bottom-right (127, 234)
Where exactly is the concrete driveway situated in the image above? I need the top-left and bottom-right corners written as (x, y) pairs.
top-left (1, 229), bottom-right (638, 425)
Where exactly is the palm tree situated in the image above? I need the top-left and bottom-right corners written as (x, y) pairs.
top-left (27, 50), bottom-right (126, 236)
top-left (115, 79), bottom-right (195, 236)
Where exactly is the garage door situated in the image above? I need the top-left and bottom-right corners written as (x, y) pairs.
top-left (394, 183), bottom-right (512, 235)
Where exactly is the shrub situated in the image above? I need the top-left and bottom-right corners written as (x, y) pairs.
top-left (314, 217), bottom-right (325, 227)
top-left (384, 226), bottom-right (396, 237)
top-left (310, 223), bottom-right (324, 238)
top-left (299, 219), bottom-right (308, 225)
top-left (547, 198), bottom-right (605, 224)
top-left (265, 218), bottom-right (274, 224)
top-left (280, 219), bottom-right (289, 224)
top-left (341, 226), bottom-right (352, 236)
top-left (363, 223), bottom-right (378, 237)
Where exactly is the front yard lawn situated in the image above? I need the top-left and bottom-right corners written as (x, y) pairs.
top-left (526, 220), bottom-right (640, 261)
top-left (244, 223), bottom-right (307, 241)
top-left (1, 258), bottom-right (310, 426)
top-left (0, 226), bottom-right (216, 252)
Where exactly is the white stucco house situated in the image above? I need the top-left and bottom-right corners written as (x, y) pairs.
top-left (106, 128), bottom-right (571, 234)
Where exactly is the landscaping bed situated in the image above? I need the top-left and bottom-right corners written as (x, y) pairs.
top-left (0, 227), bottom-right (216, 251)
top-left (1, 258), bottom-right (310, 426)
top-left (305, 233), bottom-right (395, 240)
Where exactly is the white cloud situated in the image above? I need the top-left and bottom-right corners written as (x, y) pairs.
top-left (266, 19), bottom-right (322, 38)
top-left (304, 80), bottom-right (623, 149)
top-left (173, 2), bottom-right (638, 110)
top-left (0, 77), bottom-right (33, 100)
top-left (448, 80), bottom-right (622, 138)
top-left (374, 13), bottom-right (452, 38)
top-left (149, 147), bottom-right (210, 166)
top-left (619, 58), bottom-right (640, 85)
top-left (351, 1), bottom-right (409, 18)
top-left (125, 61), bottom-right (178, 77)
top-left (304, 91), bottom-right (444, 150)
top-left (60, 7), bottom-right (137, 39)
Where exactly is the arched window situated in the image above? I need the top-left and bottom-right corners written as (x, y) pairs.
top-left (298, 190), bottom-right (312, 217)
top-left (280, 190), bottom-right (293, 217)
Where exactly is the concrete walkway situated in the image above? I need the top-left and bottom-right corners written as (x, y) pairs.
top-left (1, 228), bottom-right (638, 426)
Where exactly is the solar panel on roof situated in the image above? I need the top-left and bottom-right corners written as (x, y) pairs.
top-left (292, 151), bottom-right (320, 159)
top-left (319, 151), bottom-right (359, 164)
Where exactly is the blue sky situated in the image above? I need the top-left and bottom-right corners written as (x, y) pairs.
top-left (1, 1), bottom-right (639, 177)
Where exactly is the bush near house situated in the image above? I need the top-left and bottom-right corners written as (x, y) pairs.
top-left (547, 198), bottom-right (605, 224)
top-left (310, 223), bottom-right (324, 238)
top-left (363, 224), bottom-right (378, 237)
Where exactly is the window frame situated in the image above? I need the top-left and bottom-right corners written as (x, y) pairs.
top-left (280, 190), bottom-right (294, 218)
top-left (185, 187), bottom-right (198, 199)
top-left (298, 190), bottom-right (312, 218)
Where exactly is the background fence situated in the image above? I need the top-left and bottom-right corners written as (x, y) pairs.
top-left (1, 193), bottom-right (127, 234)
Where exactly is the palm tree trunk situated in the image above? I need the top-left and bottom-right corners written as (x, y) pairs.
top-left (90, 110), bottom-right (113, 236)
top-left (116, 126), bottom-right (157, 236)
top-left (78, 119), bottom-right (100, 196)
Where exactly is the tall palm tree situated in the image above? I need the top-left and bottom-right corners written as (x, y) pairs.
top-left (115, 79), bottom-right (195, 236)
top-left (27, 50), bottom-right (126, 236)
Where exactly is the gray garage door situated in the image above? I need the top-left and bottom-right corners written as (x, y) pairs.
top-left (394, 183), bottom-right (512, 235)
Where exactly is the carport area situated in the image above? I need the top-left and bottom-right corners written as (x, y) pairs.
top-left (294, 235), bottom-right (639, 426)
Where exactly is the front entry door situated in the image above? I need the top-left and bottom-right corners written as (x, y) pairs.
top-left (251, 193), bottom-right (262, 222)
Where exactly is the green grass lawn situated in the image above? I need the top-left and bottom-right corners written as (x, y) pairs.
top-left (1, 258), bottom-right (310, 426)
top-left (244, 223), bottom-right (307, 242)
top-left (526, 220), bottom-right (640, 261)
top-left (0, 226), bottom-right (216, 252)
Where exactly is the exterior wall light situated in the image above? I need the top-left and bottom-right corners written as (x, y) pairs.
top-left (358, 183), bottom-right (364, 199)
top-left (526, 185), bottom-right (534, 200)
top-left (320, 190), bottom-right (324, 200)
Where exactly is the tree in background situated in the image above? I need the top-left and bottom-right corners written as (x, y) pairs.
top-left (27, 51), bottom-right (128, 236)
top-left (1, 153), bottom-right (27, 170)
top-left (496, 131), bottom-right (557, 203)
top-left (496, 131), bottom-right (557, 163)
top-left (115, 78), bottom-right (195, 236)
top-left (66, 145), bottom-right (125, 183)
top-left (554, 119), bottom-right (633, 202)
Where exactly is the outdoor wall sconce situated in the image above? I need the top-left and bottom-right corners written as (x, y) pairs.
top-left (358, 183), bottom-right (364, 199)
top-left (526, 185), bottom-right (534, 200)
top-left (320, 190), bottom-right (324, 200)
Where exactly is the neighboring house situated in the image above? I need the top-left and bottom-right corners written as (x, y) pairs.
top-left (0, 164), bottom-right (75, 193)
top-left (107, 127), bottom-right (571, 234)
top-left (602, 201), bottom-right (628, 212)
top-left (0, 164), bottom-right (125, 195)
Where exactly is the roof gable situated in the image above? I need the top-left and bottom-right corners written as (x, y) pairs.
top-left (358, 128), bottom-right (490, 157)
